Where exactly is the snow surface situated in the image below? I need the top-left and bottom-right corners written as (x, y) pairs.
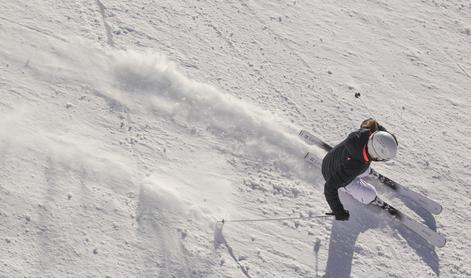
top-left (1, 0), bottom-right (470, 277)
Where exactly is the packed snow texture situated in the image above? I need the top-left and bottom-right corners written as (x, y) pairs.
top-left (1, 0), bottom-right (471, 277)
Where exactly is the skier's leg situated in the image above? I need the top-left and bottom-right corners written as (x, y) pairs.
top-left (344, 177), bottom-right (377, 204)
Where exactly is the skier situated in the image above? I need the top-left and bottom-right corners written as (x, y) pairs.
top-left (321, 118), bottom-right (398, 221)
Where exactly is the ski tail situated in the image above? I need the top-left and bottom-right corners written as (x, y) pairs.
top-left (299, 130), bottom-right (332, 151)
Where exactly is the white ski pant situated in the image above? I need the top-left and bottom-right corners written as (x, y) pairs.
top-left (341, 167), bottom-right (377, 205)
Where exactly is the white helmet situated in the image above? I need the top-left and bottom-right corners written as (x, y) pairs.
top-left (367, 131), bottom-right (398, 161)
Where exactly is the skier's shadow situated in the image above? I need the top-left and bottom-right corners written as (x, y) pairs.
top-left (323, 191), bottom-right (440, 278)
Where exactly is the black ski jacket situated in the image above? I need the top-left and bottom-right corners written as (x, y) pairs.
top-left (321, 127), bottom-right (385, 213)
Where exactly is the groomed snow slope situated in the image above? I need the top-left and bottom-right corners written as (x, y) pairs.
top-left (1, 0), bottom-right (470, 277)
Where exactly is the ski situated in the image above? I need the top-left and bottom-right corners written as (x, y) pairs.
top-left (370, 197), bottom-right (446, 248)
top-left (299, 130), bottom-right (334, 152)
top-left (369, 168), bottom-right (442, 214)
top-left (300, 129), bottom-right (442, 215)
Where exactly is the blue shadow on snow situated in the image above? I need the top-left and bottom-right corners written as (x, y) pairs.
top-left (323, 190), bottom-right (440, 277)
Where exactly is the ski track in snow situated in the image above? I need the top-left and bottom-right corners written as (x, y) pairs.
top-left (1, 0), bottom-right (471, 277)
top-left (95, 0), bottom-right (115, 48)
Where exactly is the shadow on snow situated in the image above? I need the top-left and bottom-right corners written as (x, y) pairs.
top-left (324, 190), bottom-right (440, 277)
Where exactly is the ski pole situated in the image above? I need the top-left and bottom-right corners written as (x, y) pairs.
top-left (218, 214), bottom-right (334, 224)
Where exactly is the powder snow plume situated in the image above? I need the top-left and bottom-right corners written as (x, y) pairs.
top-left (107, 48), bottom-right (324, 179)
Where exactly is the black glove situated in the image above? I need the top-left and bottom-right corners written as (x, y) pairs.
top-left (327, 209), bottom-right (350, 221)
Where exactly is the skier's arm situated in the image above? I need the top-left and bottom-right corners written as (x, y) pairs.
top-left (324, 161), bottom-right (358, 213)
top-left (324, 181), bottom-right (345, 214)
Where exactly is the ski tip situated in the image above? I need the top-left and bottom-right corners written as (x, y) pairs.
top-left (439, 238), bottom-right (447, 248)
top-left (424, 229), bottom-right (447, 248)
top-left (419, 200), bottom-right (443, 215)
top-left (433, 236), bottom-right (447, 248)
top-left (434, 205), bottom-right (443, 215)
